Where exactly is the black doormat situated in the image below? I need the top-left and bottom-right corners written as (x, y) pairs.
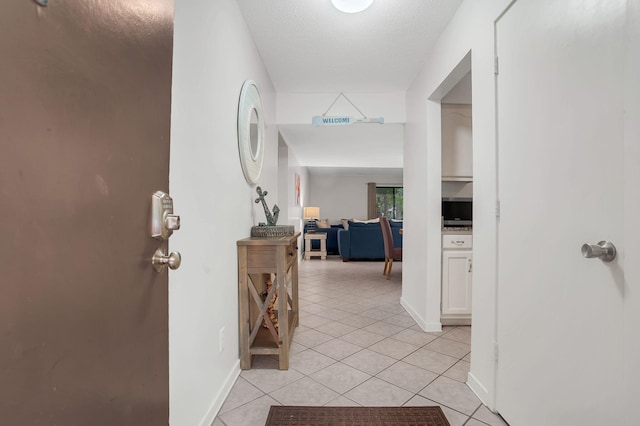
top-left (265, 406), bottom-right (451, 426)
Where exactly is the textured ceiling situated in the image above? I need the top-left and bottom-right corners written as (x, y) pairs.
top-left (237, 0), bottom-right (464, 93)
top-left (236, 0), bottom-right (465, 170)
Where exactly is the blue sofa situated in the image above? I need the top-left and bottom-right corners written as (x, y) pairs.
top-left (337, 220), bottom-right (403, 260)
top-left (304, 224), bottom-right (343, 254)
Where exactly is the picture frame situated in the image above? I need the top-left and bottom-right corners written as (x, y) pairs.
top-left (294, 173), bottom-right (301, 206)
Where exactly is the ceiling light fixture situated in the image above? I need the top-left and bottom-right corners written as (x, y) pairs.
top-left (330, 0), bottom-right (374, 14)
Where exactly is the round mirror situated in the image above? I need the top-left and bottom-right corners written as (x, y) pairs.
top-left (237, 80), bottom-right (265, 184)
top-left (249, 108), bottom-right (259, 161)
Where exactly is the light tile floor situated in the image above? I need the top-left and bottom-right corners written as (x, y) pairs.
top-left (215, 257), bottom-right (508, 426)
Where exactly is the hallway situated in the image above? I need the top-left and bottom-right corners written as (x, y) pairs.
top-left (215, 258), bottom-right (506, 426)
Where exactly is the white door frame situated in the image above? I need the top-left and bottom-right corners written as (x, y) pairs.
top-left (423, 51), bottom-right (473, 331)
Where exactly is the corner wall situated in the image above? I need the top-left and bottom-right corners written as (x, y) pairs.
top-left (169, 0), bottom-right (278, 424)
top-left (278, 134), bottom-right (310, 256)
top-left (403, 0), bottom-right (511, 409)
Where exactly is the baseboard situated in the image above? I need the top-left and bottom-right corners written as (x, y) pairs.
top-left (198, 359), bottom-right (241, 426)
top-left (400, 297), bottom-right (424, 328)
top-left (400, 298), bottom-right (443, 332)
top-left (400, 298), bottom-right (438, 332)
top-left (423, 322), bottom-right (443, 332)
top-left (440, 316), bottom-right (472, 326)
top-left (467, 371), bottom-right (494, 410)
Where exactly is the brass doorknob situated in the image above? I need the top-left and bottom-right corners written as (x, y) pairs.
top-left (152, 248), bottom-right (182, 272)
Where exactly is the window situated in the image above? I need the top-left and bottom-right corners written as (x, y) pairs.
top-left (376, 187), bottom-right (403, 219)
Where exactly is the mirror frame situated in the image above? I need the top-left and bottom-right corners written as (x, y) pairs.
top-left (237, 80), bottom-right (265, 184)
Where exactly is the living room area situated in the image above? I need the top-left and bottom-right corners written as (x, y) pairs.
top-left (298, 168), bottom-right (403, 262)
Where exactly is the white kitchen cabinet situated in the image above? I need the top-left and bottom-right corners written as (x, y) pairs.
top-left (441, 104), bottom-right (473, 181)
top-left (441, 233), bottom-right (472, 324)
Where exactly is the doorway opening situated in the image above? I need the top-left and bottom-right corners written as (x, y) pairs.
top-left (440, 72), bottom-right (473, 327)
top-left (424, 49), bottom-right (476, 390)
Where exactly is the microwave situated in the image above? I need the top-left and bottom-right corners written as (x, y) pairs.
top-left (442, 197), bottom-right (472, 226)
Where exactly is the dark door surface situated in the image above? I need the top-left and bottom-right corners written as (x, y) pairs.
top-left (0, 1), bottom-right (174, 424)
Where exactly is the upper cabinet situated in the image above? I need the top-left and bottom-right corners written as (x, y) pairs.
top-left (441, 104), bottom-right (473, 181)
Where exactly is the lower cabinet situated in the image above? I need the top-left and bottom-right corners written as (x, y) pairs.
top-left (441, 234), bottom-right (472, 324)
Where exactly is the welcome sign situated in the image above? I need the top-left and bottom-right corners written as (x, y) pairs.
top-left (312, 116), bottom-right (384, 126)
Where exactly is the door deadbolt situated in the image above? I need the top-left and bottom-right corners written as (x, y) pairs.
top-left (151, 191), bottom-right (181, 240)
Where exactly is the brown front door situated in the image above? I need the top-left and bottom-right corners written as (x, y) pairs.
top-left (0, 1), bottom-right (174, 424)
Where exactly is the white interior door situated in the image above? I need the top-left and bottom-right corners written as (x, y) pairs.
top-left (496, 1), bottom-right (627, 425)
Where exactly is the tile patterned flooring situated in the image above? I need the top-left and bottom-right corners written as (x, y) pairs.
top-left (215, 257), bottom-right (507, 426)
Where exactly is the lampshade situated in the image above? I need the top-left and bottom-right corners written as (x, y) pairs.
top-left (303, 207), bottom-right (320, 219)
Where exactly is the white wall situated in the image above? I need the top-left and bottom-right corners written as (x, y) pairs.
top-left (441, 104), bottom-right (473, 178)
top-left (441, 72), bottom-right (472, 104)
top-left (307, 171), bottom-right (403, 224)
top-left (169, 0), bottom-right (278, 424)
top-left (278, 134), bottom-right (310, 255)
top-left (285, 145), bottom-right (310, 225)
top-left (278, 136), bottom-right (289, 220)
top-left (403, 0), bottom-right (511, 409)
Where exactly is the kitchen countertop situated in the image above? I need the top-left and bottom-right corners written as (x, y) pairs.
top-left (441, 227), bottom-right (472, 235)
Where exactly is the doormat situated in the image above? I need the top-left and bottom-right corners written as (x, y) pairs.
top-left (264, 406), bottom-right (450, 426)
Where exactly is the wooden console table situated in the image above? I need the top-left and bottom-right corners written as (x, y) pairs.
top-left (237, 233), bottom-right (300, 370)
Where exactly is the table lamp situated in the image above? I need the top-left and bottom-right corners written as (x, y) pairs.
top-left (303, 207), bottom-right (320, 224)
top-left (302, 207), bottom-right (320, 228)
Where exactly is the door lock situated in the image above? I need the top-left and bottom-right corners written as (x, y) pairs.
top-left (151, 191), bottom-right (181, 240)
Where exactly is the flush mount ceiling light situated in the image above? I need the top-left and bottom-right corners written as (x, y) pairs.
top-left (331, 0), bottom-right (374, 14)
